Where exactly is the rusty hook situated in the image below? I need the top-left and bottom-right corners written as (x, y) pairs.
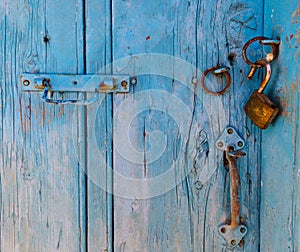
top-left (201, 66), bottom-right (231, 95)
top-left (247, 58), bottom-right (272, 94)
top-left (242, 36), bottom-right (280, 67)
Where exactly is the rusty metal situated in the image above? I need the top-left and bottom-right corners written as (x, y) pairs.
top-left (42, 79), bottom-right (99, 105)
top-left (247, 59), bottom-right (272, 93)
top-left (218, 149), bottom-right (247, 248)
top-left (201, 66), bottom-right (231, 95)
top-left (242, 36), bottom-right (280, 67)
top-left (244, 59), bottom-right (279, 129)
top-left (21, 73), bottom-right (133, 105)
top-left (23, 79), bottom-right (30, 86)
top-left (216, 127), bottom-right (247, 249)
top-left (226, 150), bottom-right (245, 228)
top-left (121, 80), bottom-right (128, 89)
top-left (20, 73), bottom-right (131, 93)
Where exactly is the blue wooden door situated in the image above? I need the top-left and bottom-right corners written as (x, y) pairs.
top-left (0, 1), bottom-right (87, 251)
top-left (0, 0), bottom-right (299, 252)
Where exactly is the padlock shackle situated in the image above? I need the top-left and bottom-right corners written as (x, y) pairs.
top-left (247, 59), bottom-right (271, 93)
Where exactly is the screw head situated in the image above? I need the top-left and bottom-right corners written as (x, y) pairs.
top-left (220, 227), bottom-right (226, 233)
top-left (192, 77), bottom-right (198, 84)
top-left (217, 141), bottom-right (224, 148)
top-left (227, 128), bottom-right (234, 134)
top-left (240, 227), bottom-right (246, 233)
top-left (194, 181), bottom-right (203, 190)
top-left (237, 141), bottom-right (244, 148)
top-left (121, 80), bottom-right (128, 88)
top-left (231, 239), bottom-right (236, 246)
top-left (23, 80), bottom-right (30, 86)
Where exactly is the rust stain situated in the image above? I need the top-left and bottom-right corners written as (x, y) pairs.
top-left (280, 98), bottom-right (291, 117)
top-left (59, 105), bottom-right (64, 118)
top-left (41, 106), bottom-right (45, 126)
top-left (292, 1), bottom-right (300, 23)
top-left (285, 30), bottom-right (300, 60)
top-left (99, 82), bottom-right (117, 91)
top-left (285, 31), bottom-right (300, 47)
top-left (290, 79), bottom-right (299, 93)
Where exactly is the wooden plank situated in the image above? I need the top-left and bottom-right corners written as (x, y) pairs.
top-left (112, 0), bottom-right (263, 251)
top-left (85, 0), bottom-right (113, 251)
top-left (261, 1), bottom-right (300, 251)
top-left (0, 1), bottom-right (86, 251)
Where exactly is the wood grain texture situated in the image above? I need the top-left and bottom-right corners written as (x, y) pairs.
top-left (111, 0), bottom-right (263, 251)
top-left (261, 1), bottom-right (300, 251)
top-left (1, 1), bottom-right (298, 251)
top-left (0, 0), bottom-right (86, 251)
top-left (85, 0), bottom-right (113, 251)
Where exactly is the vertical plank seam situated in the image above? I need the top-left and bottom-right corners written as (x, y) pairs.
top-left (259, 1), bottom-right (265, 250)
top-left (110, 0), bottom-right (115, 251)
top-left (43, 0), bottom-right (48, 70)
top-left (0, 13), bottom-right (7, 252)
top-left (83, 0), bottom-right (87, 73)
top-left (82, 0), bottom-right (88, 251)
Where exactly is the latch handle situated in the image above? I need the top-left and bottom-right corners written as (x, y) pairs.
top-left (42, 79), bottom-right (99, 105)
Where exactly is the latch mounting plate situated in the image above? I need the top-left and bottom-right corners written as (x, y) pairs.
top-left (21, 73), bottom-right (132, 93)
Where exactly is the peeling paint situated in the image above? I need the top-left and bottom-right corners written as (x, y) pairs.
top-left (285, 30), bottom-right (300, 60)
top-left (290, 79), bottom-right (299, 93)
top-left (291, 1), bottom-right (300, 23)
top-left (280, 98), bottom-right (291, 117)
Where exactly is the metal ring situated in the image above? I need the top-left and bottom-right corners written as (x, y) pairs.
top-left (201, 66), bottom-right (231, 95)
top-left (242, 36), bottom-right (279, 67)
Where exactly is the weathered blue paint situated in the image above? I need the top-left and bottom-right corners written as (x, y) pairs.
top-left (112, 1), bottom-right (263, 251)
top-left (0, 0), bottom-right (298, 252)
top-left (261, 1), bottom-right (300, 251)
top-left (85, 0), bottom-right (113, 251)
top-left (0, 0), bottom-right (86, 251)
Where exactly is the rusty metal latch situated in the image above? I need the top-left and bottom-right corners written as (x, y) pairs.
top-left (20, 73), bottom-right (136, 105)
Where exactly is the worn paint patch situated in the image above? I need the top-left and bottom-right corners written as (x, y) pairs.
top-left (290, 79), bottom-right (299, 93)
top-left (226, 3), bottom-right (258, 38)
top-left (224, 2), bottom-right (259, 62)
top-left (279, 97), bottom-right (291, 117)
top-left (291, 1), bottom-right (300, 23)
top-left (285, 30), bottom-right (300, 60)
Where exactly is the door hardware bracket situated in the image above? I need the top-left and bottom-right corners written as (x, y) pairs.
top-left (216, 126), bottom-right (247, 249)
top-left (20, 73), bottom-right (136, 105)
top-left (216, 126), bottom-right (245, 151)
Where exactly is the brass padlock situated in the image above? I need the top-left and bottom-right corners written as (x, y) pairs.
top-left (244, 59), bottom-right (279, 129)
